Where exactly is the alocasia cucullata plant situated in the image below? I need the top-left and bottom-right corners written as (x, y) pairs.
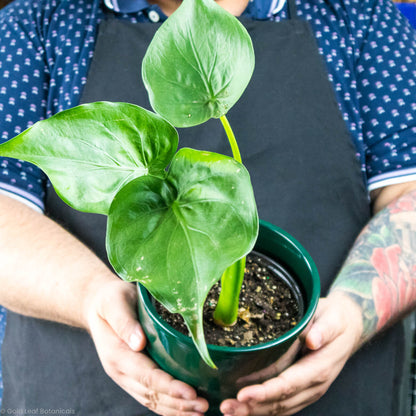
top-left (0, 0), bottom-right (258, 367)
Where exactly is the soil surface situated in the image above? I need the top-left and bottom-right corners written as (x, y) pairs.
top-left (154, 252), bottom-right (303, 347)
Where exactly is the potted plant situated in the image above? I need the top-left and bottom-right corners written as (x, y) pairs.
top-left (0, 0), bottom-right (320, 412)
top-left (138, 219), bottom-right (319, 414)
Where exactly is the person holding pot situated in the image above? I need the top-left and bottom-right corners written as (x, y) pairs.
top-left (0, 0), bottom-right (416, 414)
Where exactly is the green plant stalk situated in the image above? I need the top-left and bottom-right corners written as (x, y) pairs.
top-left (213, 115), bottom-right (246, 326)
top-left (213, 255), bottom-right (246, 326)
top-left (219, 115), bottom-right (242, 163)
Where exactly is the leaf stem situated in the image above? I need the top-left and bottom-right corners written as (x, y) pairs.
top-left (214, 115), bottom-right (246, 327)
top-left (213, 256), bottom-right (246, 326)
top-left (220, 115), bottom-right (242, 163)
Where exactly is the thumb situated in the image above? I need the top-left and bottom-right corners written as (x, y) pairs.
top-left (99, 285), bottom-right (147, 352)
top-left (305, 325), bottom-right (323, 350)
top-left (304, 300), bottom-right (341, 351)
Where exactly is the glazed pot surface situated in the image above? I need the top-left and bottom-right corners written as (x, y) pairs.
top-left (137, 220), bottom-right (320, 414)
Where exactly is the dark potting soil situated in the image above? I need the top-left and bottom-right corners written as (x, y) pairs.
top-left (154, 252), bottom-right (303, 348)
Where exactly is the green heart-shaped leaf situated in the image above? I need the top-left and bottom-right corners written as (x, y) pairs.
top-left (142, 0), bottom-right (255, 127)
top-left (107, 148), bottom-right (259, 367)
top-left (0, 102), bottom-right (178, 214)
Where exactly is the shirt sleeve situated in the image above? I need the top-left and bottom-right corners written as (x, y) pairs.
top-left (355, 0), bottom-right (416, 191)
top-left (0, 0), bottom-right (50, 212)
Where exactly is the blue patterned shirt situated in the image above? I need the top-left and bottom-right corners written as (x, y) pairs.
top-left (0, 0), bottom-right (416, 404)
top-left (1, 0), bottom-right (416, 211)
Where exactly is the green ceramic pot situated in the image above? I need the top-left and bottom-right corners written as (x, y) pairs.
top-left (137, 219), bottom-right (320, 415)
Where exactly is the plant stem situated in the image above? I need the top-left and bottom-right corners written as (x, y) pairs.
top-left (214, 115), bottom-right (246, 326)
top-left (220, 115), bottom-right (242, 163)
top-left (213, 256), bottom-right (246, 326)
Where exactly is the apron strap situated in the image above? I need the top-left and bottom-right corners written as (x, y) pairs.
top-left (286, 0), bottom-right (298, 20)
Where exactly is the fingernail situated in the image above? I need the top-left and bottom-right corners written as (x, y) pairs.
top-left (193, 403), bottom-right (208, 413)
top-left (237, 390), bottom-right (253, 402)
top-left (221, 405), bottom-right (235, 415)
top-left (128, 332), bottom-right (142, 350)
top-left (307, 328), bottom-right (322, 349)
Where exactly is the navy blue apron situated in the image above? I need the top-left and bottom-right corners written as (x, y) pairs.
top-left (2, 1), bottom-right (408, 414)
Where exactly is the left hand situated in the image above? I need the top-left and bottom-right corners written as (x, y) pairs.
top-left (85, 279), bottom-right (209, 415)
top-left (219, 292), bottom-right (363, 416)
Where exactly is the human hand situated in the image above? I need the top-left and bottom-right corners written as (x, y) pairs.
top-left (219, 293), bottom-right (363, 416)
top-left (85, 279), bottom-right (209, 416)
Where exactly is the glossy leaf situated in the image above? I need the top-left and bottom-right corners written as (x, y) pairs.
top-left (107, 148), bottom-right (259, 367)
top-left (142, 0), bottom-right (255, 127)
top-left (0, 102), bottom-right (178, 214)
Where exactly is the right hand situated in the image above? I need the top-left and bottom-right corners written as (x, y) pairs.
top-left (84, 279), bottom-right (209, 416)
top-left (219, 294), bottom-right (363, 416)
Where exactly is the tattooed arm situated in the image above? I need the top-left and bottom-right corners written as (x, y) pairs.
top-left (220, 181), bottom-right (416, 416)
top-left (331, 182), bottom-right (416, 340)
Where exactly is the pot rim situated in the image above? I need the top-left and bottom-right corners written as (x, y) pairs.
top-left (138, 219), bottom-right (320, 353)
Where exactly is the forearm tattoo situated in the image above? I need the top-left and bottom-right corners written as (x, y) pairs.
top-left (331, 189), bottom-right (416, 340)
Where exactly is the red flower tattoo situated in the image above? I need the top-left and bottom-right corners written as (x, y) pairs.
top-left (390, 194), bottom-right (416, 214)
top-left (371, 245), bottom-right (416, 330)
